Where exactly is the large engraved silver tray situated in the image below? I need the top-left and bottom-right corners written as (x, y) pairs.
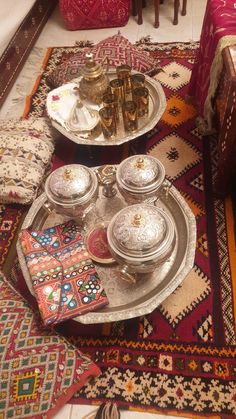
top-left (49, 71), bottom-right (166, 146)
top-left (17, 178), bottom-right (196, 324)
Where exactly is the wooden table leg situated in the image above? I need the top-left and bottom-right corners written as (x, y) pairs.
top-left (137, 0), bottom-right (143, 24)
top-left (173, 0), bottom-right (180, 24)
top-left (182, 0), bottom-right (187, 16)
top-left (132, 0), bottom-right (137, 16)
top-left (154, 0), bottom-right (160, 28)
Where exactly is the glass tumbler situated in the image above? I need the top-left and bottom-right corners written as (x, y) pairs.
top-left (122, 101), bottom-right (138, 133)
top-left (133, 86), bottom-right (149, 117)
top-left (109, 78), bottom-right (125, 107)
top-left (99, 106), bottom-right (117, 139)
top-left (131, 73), bottom-right (145, 90)
top-left (117, 64), bottom-right (132, 96)
top-left (102, 92), bottom-right (119, 122)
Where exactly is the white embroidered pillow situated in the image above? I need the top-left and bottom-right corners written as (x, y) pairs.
top-left (0, 117), bottom-right (55, 204)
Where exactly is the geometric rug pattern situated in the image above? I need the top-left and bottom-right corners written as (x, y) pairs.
top-left (2, 40), bottom-right (236, 418)
top-left (0, 272), bottom-right (100, 418)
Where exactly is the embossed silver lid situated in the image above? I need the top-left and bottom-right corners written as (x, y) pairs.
top-left (116, 155), bottom-right (165, 194)
top-left (107, 203), bottom-right (175, 259)
top-left (45, 164), bottom-right (98, 206)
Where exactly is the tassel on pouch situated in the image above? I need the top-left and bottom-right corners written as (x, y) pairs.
top-left (82, 402), bottom-right (120, 419)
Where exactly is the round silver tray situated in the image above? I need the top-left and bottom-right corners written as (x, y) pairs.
top-left (50, 71), bottom-right (166, 146)
top-left (17, 176), bottom-right (196, 324)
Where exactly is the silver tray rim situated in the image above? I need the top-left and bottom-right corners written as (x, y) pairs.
top-left (16, 180), bottom-right (196, 324)
top-left (49, 71), bottom-right (166, 146)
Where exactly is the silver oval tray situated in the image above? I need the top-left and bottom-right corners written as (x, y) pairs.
top-left (49, 71), bottom-right (166, 146)
top-left (16, 174), bottom-right (196, 324)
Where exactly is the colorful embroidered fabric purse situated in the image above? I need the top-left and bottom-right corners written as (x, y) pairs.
top-left (19, 220), bottom-right (108, 325)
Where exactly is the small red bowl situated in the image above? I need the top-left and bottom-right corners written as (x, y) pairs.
top-left (86, 223), bottom-right (115, 264)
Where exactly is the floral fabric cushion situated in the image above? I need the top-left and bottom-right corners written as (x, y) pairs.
top-left (0, 271), bottom-right (100, 419)
top-left (47, 34), bottom-right (160, 88)
top-left (0, 117), bottom-right (55, 205)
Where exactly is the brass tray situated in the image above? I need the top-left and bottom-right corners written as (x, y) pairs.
top-left (16, 176), bottom-right (196, 324)
top-left (50, 71), bottom-right (166, 146)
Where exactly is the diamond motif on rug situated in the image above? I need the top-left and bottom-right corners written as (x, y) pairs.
top-left (138, 316), bottom-right (154, 339)
top-left (179, 190), bottom-right (204, 219)
top-left (155, 61), bottom-right (192, 90)
top-left (161, 95), bottom-right (197, 128)
top-left (148, 133), bottom-right (201, 180)
top-left (13, 370), bottom-right (40, 401)
top-left (193, 312), bottom-right (213, 342)
top-left (190, 173), bottom-right (204, 191)
top-left (190, 126), bottom-right (203, 139)
top-left (197, 233), bottom-right (208, 257)
top-left (159, 266), bottom-right (211, 326)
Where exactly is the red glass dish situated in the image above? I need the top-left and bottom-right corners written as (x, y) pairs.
top-left (86, 223), bottom-right (115, 264)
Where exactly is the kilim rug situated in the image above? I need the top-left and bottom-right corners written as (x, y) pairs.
top-left (2, 39), bottom-right (236, 418)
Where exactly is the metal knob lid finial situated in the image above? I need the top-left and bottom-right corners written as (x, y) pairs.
top-left (132, 214), bottom-right (143, 226)
top-left (85, 52), bottom-right (94, 62)
top-left (63, 168), bottom-right (74, 180)
top-left (136, 157), bottom-right (145, 169)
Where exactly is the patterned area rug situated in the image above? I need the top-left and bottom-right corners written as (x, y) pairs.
top-left (2, 40), bottom-right (236, 418)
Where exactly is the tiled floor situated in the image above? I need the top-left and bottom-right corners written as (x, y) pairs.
top-left (8, 1), bottom-right (207, 418)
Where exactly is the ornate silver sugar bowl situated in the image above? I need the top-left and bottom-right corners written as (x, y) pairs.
top-left (107, 203), bottom-right (175, 281)
top-left (116, 154), bottom-right (166, 204)
top-left (44, 164), bottom-right (98, 219)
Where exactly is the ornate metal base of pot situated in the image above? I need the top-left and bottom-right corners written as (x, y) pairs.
top-left (17, 175), bottom-right (196, 324)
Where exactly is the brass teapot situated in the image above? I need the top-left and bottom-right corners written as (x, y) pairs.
top-left (79, 52), bottom-right (109, 104)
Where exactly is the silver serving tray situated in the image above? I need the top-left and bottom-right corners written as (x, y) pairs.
top-left (51, 71), bottom-right (166, 146)
top-left (16, 175), bottom-right (196, 324)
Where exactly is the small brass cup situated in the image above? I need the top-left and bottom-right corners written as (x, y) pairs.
top-left (131, 73), bottom-right (145, 90)
top-left (122, 101), bottom-right (138, 133)
top-left (102, 93), bottom-right (119, 122)
top-left (109, 78), bottom-right (125, 106)
top-left (133, 86), bottom-right (149, 117)
top-left (99, 106), bottom-right (117, 139)
top-left (117, 64), bottom-right (132, 96)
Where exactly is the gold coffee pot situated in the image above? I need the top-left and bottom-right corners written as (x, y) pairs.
top-left (79, 52), bottom-right (109, 104)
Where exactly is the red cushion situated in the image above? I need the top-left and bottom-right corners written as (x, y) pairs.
top-left (59, 0), bottom-right (130, 30)
top-left (47, 34), bottom-right (161, 88)
top-left (0, 272), bottom-right (100, 418)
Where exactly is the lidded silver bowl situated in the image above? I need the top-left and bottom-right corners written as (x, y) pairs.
top-left (107, 203), bottom-right (175, 278)
top-left (44, 164), bottom-right (98, 218)
top-left (116, 154), bottom-right (166, 204)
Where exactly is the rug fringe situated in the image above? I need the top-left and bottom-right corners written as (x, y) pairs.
top-left (135, 37), bottom-right (199, 51)
top-left (0, 47), bottom-right (46, 119)
top-left (75, 40), bottom-right (94, 48)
